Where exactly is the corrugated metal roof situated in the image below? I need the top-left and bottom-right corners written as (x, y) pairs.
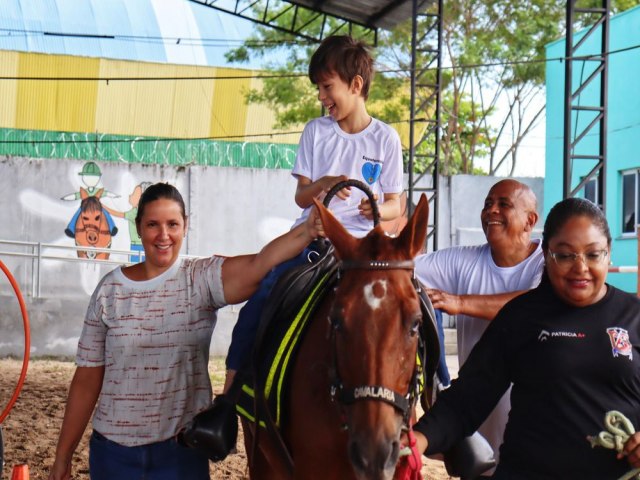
top-left (0, 0), bottom-right (255, 67)
top-left (286, 0), bottom-right (433, 30)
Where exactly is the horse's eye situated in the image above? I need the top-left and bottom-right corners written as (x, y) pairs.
top-left (410, 316), bottom-right (421, 336)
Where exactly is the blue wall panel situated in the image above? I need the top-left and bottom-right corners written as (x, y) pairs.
top-left (545, 6), bottom-right (640, 292)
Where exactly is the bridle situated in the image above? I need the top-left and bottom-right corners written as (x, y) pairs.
top-left (321, 179), bottom-right (424, 429)
top-left (327, 259), bottom-right (424, 429)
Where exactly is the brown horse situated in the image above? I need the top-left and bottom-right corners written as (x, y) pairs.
top-left (242, 193), bottom-right (432, 480)
top-left (74, 193), bottom-right (113, 260)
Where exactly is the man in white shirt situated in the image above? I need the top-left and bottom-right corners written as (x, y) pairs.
top-left (416, 179), bottom-right (544, 476)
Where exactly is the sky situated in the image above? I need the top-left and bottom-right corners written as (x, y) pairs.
top-left (477, 94), bottom-right (547, 178)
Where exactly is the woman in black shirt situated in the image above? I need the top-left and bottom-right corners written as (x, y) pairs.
top-left (413, 197), bottom-right (640, 479)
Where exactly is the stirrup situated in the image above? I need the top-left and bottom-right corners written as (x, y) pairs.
top-left (177, 394), bottom-right (238, 462)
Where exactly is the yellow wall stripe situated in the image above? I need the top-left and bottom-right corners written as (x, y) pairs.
top-left (2, 50), bottom-right (300, 144)
top-left (16, 52), bottom-right (99, 132)
top-left (0, 51), bottom-right (19, 128)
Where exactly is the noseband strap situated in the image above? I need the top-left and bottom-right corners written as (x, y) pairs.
top-left (333, 384), bottom-right (410, 413)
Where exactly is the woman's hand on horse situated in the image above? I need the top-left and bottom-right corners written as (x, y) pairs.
top-left (414, 430), bottom-right (428, 456)
top-left (358, 194), bottom-right (378, 220)
top-left (307, 207), bottom-right (325, 239)
top-left (399, 430), bottom-right (428, 455)
top-left (426, 289), bottom-right (463, 316)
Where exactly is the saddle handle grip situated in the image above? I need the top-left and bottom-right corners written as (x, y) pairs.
top-left (323, 179), bottom-right (381, 227)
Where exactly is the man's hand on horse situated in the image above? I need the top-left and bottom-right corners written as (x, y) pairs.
top-left (358, 194), bottom-right (378, 220)
top-left (426, 288), bottom-right (463, 316)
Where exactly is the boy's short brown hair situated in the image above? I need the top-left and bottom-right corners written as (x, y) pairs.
top-left (308, 35), bottom-right (374, 100)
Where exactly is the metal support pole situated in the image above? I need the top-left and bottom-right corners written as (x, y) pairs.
top-left (36, 242), bottom-right (42, 298)
top-left (407, 0), bottom-right (418, 218)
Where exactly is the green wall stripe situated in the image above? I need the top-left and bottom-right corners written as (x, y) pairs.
top-left (0, 128), bottom-right (297, 169)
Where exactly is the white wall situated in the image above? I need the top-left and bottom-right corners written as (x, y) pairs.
top-left (0, 156), bottom-right (543, 356)
top-left (0, 156), bottom-right (299, 356)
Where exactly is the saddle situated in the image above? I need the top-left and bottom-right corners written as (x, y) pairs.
top-left (238, 239), bottom-right (339, 427)
top-left (179, 240), bottom-right (443, 464)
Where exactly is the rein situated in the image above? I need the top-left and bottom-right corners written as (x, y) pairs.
top-left (329, 259), bottom-right (422, 428)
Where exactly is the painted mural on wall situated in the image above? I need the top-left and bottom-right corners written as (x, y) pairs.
top-left (6, 156), bottom-right (296, 302)
top-left (103, 182), bottom-right (153, 262)
top-left (62, 162), bottom-right (119, 260)
top-left (52, 161), bottom-right (154, 294)
top-left (59, 162), bottom-right (159, 263)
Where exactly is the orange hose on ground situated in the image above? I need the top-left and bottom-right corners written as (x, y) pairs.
top-left (0, 260), bottom-right (30, 424)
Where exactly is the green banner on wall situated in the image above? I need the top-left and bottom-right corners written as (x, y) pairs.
top-left (0, 128), bottom-right (298, 169)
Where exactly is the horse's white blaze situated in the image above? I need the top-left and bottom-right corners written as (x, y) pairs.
top-left (363, 280), bottom-right (387, 310)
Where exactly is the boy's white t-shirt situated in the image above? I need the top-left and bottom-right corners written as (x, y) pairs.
top-left (291, 115), bottom-right (404, 237)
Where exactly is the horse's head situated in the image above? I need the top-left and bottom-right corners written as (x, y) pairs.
top-left (74, 196), bottom-right (113, 261)
top-left (313, 194), bottom-right (428, 480)
top-left (77, 196), bottom-right (105, 246)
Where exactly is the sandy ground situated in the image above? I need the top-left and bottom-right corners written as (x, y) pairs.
top-left (0, 358), bottom-right (456, 479)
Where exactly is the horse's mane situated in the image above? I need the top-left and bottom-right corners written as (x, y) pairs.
top-left (80, 195), bottom-right (102, 212)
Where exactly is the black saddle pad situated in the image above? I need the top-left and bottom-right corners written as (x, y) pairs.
top-left (236, 241), bottom-right (338, 427)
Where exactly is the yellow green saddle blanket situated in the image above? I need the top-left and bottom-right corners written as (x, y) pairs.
top-left (236, 263), bottom-right (337, 428)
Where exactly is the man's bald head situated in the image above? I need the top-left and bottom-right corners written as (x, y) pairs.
top-left (481, 179), bottom-right (540, 254)
top-left (488, 179), bottom-right (538, 213)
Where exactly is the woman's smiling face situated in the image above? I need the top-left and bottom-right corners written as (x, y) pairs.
top-left (137, 198), bottom-right (186, 276)
top-left (544, 215), bottom-right (610, 307)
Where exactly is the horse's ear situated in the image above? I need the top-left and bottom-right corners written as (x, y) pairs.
top-left (80, 187), bottom-right (89, 200)
top-left (95, 188), bottom-right (104, 198)
top-left (395, 194), bottom-right (429, 258)
top-left (312, 199), bottom-right (357, 259)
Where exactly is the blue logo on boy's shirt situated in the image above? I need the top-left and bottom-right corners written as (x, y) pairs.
top-left (362, 162), bottom-right (381, 185)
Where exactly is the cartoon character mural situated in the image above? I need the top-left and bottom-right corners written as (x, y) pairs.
top-left (62, 161), bottom-right (119, 259)
top-left (72, 192), bottom-right (115, 260)
top-left (103, 181), bottom-right (152, 262)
